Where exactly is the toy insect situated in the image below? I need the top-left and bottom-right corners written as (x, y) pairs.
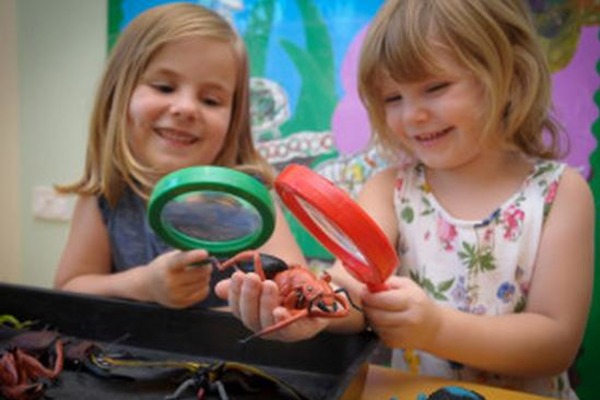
top-left (90, 353), bottom-right (309, 400)
top-left (217, 250), bottom-right (358, 340)
top-left (0, 336), bottom-right (64, 400)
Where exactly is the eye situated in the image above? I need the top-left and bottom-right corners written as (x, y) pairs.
top-left (426, 82), bottom-right (449, 93)
top-left (151, 82), bottom-right (174, 94)
top-left (202, 97), bottom-right (221, 107)
top-left (384, 94), bottom-right (402, 104)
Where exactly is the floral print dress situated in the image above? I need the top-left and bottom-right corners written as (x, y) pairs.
top-left (391, 159), bottom-right (577, 399)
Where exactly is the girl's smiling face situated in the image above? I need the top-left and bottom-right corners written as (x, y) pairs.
top-left (381, 54), bottom-right (490, 171)
top-left (127, 35), bottom-right (237, 176)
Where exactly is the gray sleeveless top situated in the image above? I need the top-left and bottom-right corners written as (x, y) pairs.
top-left (98, 187), bottom-right (230, 307)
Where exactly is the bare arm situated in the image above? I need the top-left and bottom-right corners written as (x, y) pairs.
top-left (54, 195), bottom-right (214, 308)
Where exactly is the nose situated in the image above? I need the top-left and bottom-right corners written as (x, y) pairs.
top-left (170, 91), bottom-right (198, 120)
top-left (402, 98), bottom-right (429, 125)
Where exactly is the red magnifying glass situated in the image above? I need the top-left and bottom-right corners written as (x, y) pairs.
top-left (275, 164), bottom-right (398, 292)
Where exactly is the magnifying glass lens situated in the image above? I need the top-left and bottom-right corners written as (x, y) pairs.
top-left (297, 197), bottom-right (368, 265)
top-left (161, 191), bottom-right (263, 242)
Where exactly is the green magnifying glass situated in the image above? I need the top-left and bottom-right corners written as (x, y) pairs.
top-left (148, 166), bottom-right (275, 257)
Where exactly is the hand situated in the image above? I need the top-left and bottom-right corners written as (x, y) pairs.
top-left (215, 271), bottom-right (329, 342)
top-left (144, 249), bottom-right (213, 308)
top-left (360, 276), bottom-right (443, 350)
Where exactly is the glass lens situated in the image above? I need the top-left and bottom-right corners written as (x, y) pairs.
top-left (160, 190), bottom-right (262, 242)
top-left (297, 197), bottom-right (367, 264)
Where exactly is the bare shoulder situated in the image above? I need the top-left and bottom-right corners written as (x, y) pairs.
top-left (543, 165), bottom-right (594, 249)
top-left (554, 166), bottom-right (594, 212)
top-left (67, 194), bottom-right (107, 240)
top-left (73, 193), bottom-right (99, 210)
top-left (55, 194), bottom-right (111, 288)
top-left (358, 166), bottom-right (399, 201)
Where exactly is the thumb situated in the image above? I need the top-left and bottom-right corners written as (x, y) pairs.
top-left (168, 249), bottom-right (210, 271)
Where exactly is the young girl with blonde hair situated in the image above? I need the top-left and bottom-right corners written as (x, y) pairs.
top-left (55, 3), bottom-right (304, 309)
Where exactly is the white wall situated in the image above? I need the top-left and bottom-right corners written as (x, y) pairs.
top-left (4, 0), bottom-right (106, 287)
top-left (0, 0), bottom-right (21, 283)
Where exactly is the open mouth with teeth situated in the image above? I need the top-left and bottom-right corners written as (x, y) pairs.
top-left (156, 128), bottom-right (198, 145)
top-left (415, 127), bottom-right (452, 143)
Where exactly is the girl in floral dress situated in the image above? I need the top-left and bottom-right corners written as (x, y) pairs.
top-left (216, 1), bottom-right (594, 398)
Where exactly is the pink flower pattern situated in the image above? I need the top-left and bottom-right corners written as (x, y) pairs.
top-left (501, 205), bottom-right (525, 241)
top-left (436, 215), bottom-right (458, 251)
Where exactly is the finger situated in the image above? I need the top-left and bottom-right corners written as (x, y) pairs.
top-left (214, 279), bottom-right (231, 300)
top-left (170, 249), bottom-right (210, 271)
top-left (239, 273), bottom-right (264, 332)
top-left (182, 264), bottom-right (213, 282)
top-left (362, 283), bottom-right (409, 311)
top-left (271, 308), bottom-right (324, 342)
top-left (363, 302), bottom-right (407, 329)
top-left (177, 271), bottom-right (212, 295)
top-left (166, 261), bottom-right (211, 291)
top-left (259, 281), bottom-right (280, 330)
top-left (363, 293), bottom-right (404, 312)
top-left (170, 284), bottom-right (209, 308)
top-left (383, 275), bottom-right (412, 290)
top-left (228, 272), bottom-right (245, 318)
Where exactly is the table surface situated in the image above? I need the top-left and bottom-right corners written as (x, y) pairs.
top-left (347, 364), bottom-right (552, 399)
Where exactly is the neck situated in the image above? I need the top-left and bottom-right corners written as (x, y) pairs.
top-left (423, 151), bottom-right (532, 220)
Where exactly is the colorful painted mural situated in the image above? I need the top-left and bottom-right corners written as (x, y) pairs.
top-left (108, 1), bottom-right (599, 397)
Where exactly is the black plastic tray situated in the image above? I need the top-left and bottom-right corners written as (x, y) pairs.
top-left (0, 283), bottom-right (378, 399)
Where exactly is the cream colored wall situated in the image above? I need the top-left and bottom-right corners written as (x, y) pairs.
top-left (0, 0), bottom-right (22, 283)
top-left (14, 0), bottom-right (106, 287)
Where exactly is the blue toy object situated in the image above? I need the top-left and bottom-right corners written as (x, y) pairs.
top-left (416, 386), bottom-right (486, 400)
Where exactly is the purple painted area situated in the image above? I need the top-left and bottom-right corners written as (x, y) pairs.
top-left (552, 27), bottom-right (599, 178)
top-left (331, 27), bottom-right (370, 155)
top-left (332, 26), bottom-right (599, 178)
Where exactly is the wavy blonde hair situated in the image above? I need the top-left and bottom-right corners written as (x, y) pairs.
top-left (57, 3), bottom-right (273, 205)
top-left (358, 0), bottom-right (564, 161)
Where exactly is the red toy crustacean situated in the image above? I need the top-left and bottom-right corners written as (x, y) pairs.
top-left (0, 336), bottom-right (64, 400)
top-left (218, 250), bottom-right (357, 340)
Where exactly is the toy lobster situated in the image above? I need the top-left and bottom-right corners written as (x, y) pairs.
top-left (218, 250), bottom-right (356, 340)
top-left (0, 331), bottom-right (64, 400)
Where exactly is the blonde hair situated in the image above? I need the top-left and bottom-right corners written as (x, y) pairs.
top-left (57, 3), bottom-right (273, 205)
top-left (358, 0), bottom-right (564, 160)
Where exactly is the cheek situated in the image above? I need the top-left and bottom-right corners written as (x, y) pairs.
top-left (211, 109), bottom-right (234, 144)
top-left (127, 91), bottom-right (147, 127)
top-left (384, 106), bottom-right (405, 135)
top-left (219, 108), bottom-right (234, 131)
top-left (128, 85), bottom-right (164, 127)
top-left (125, 93), bottom-right (150, 159)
